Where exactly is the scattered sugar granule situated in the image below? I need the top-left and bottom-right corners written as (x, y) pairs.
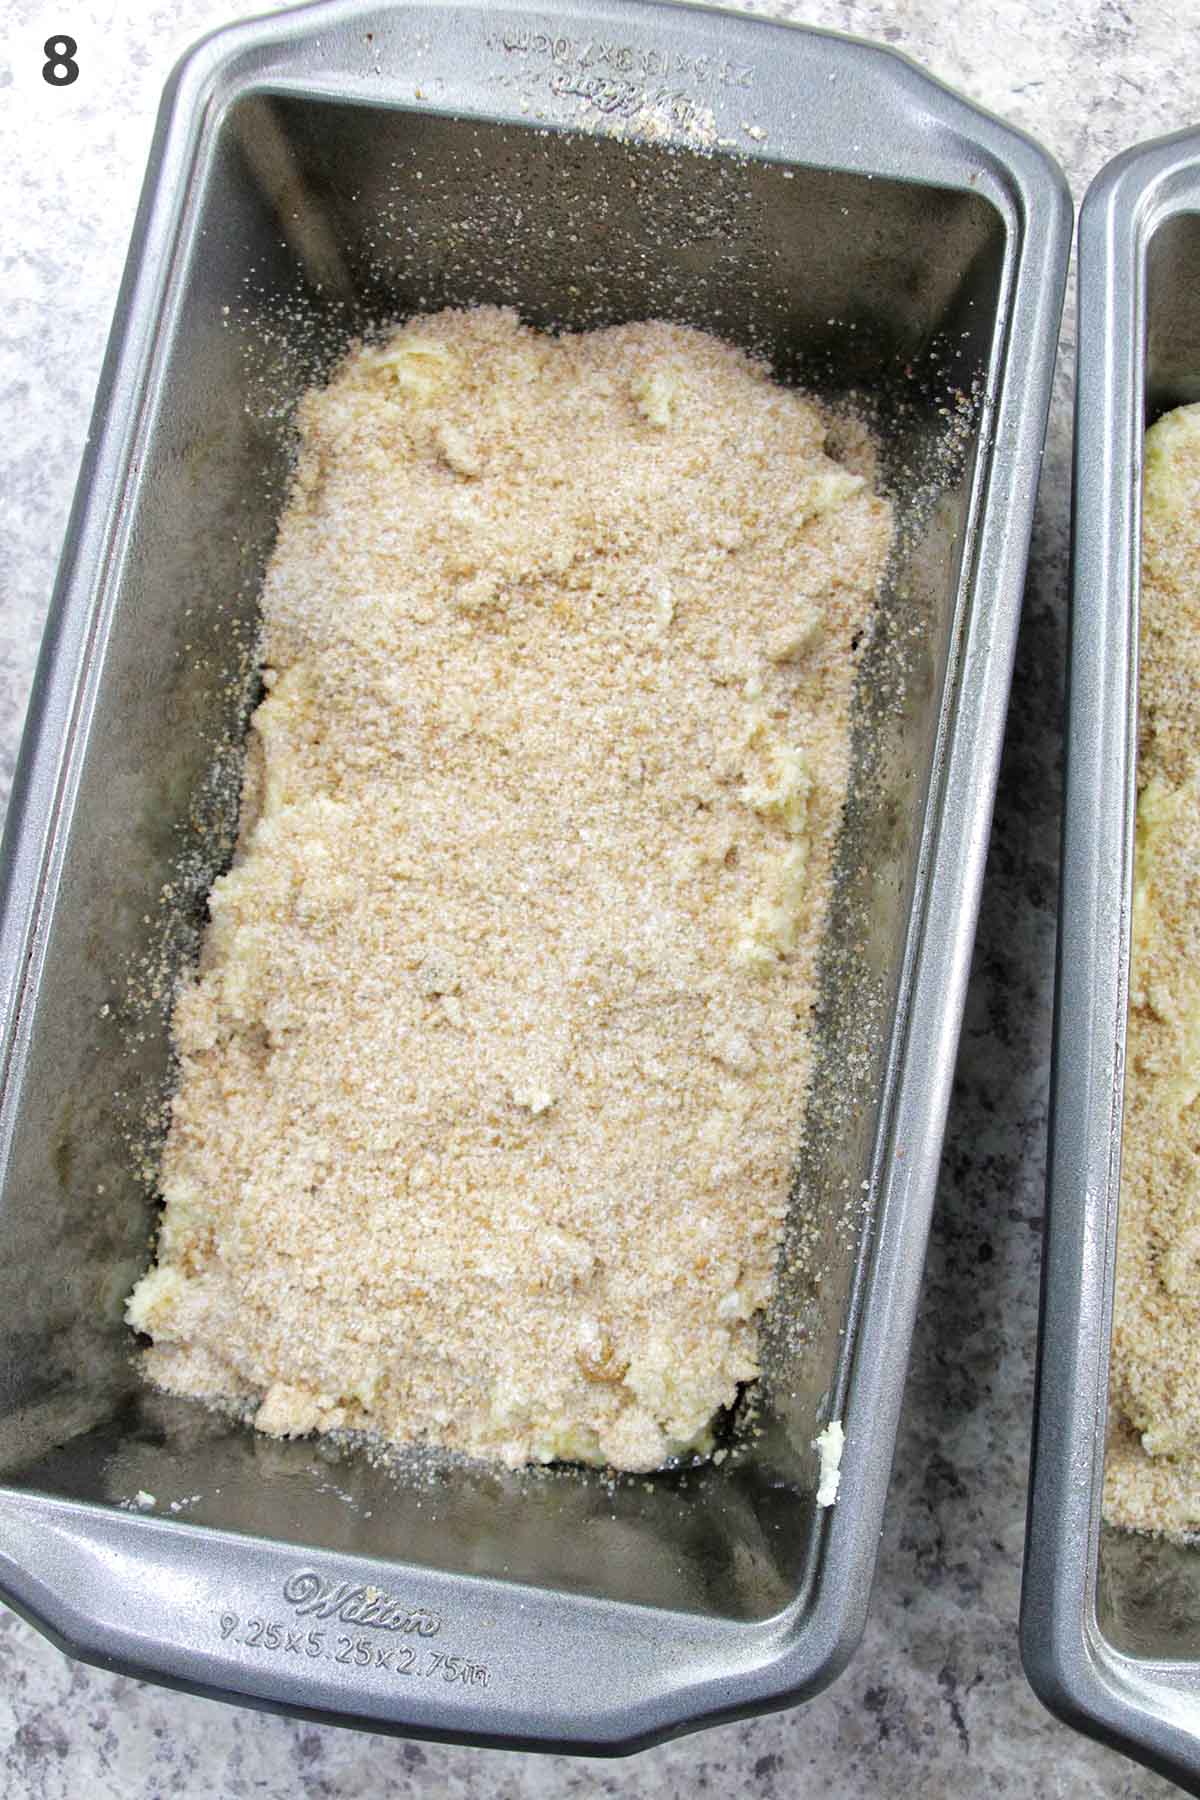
top-left (125, 307), bottom-right (893, 1474)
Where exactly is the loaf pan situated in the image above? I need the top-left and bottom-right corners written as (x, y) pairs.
top-left (0, 0), bottom-right (1068, 1751)
top-left (1022, 129), bottom-right (1200, 1792)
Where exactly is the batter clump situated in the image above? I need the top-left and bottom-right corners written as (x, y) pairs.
top-left (127, 307), bottom-right (892, 1471)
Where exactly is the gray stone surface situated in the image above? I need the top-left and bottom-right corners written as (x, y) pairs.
top-left (0, 0), bottom-right (1196, 1792)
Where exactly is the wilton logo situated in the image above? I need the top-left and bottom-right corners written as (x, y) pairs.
top-left (282, 1570), bottom-right (441, 1636)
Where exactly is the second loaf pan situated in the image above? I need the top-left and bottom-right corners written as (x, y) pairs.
top-left (1023, 127), bottom-right (1200, 1794)
top-left (0, 0), bottom-right (1069, 1751)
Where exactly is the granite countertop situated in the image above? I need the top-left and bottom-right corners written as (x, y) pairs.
top-left (0, 1), bottom-right (1193, 1793)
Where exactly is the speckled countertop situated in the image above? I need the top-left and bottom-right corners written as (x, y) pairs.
top-left (0, 0), bottom-right (1195, 1794)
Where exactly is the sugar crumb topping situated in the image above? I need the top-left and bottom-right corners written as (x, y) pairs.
top-left (1107, 402), bottom-right (1200, 1537)
top-left (126, 307), bottom-right (892, 1473)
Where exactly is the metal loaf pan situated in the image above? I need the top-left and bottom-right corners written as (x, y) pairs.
top-left (1023, 130), bottom-right (1200, 1792)
top-left (0, 0), bottom-right (1068, 1751)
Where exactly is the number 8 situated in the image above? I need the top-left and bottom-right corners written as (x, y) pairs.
top-left (42, 36), bottom-right (79, 86)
